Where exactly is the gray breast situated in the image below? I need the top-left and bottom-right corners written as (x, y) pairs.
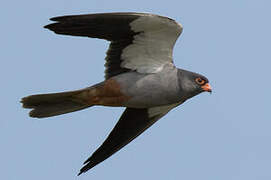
top-left (114, 66), bottom-right (183, 108)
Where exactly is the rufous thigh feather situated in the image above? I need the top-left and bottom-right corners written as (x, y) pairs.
top-left (73, 79), bottom-right (131, 107)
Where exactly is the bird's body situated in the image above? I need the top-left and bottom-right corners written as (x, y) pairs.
top-left (114, 65), bottom-right (182, 108)
top-left (21, 12), bottom-right (212, 175)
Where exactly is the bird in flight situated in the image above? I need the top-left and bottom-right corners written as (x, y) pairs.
top-left (21, 12), bottom-right (212, 175)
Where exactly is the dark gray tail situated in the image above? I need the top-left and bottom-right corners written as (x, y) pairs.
top-left (21, 89), bottom-right (92, 118)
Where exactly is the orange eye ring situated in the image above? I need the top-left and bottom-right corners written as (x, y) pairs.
top-left (195, 77), bottom-right (205, 85)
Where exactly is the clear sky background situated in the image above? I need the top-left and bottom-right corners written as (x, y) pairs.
top-left (1, 0), bottom-right (271, 180)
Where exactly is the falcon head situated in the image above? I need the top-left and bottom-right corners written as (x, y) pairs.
top-left (177, 69), bottom-right (212, 99)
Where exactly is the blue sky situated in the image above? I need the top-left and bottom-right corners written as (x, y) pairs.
top-left (1, 0), bottom-right (271, 179)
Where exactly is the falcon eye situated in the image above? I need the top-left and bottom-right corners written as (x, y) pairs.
top-left (195, 77), bottom-right (205, 85)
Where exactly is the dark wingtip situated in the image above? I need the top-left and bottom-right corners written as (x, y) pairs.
top-left (43, 23), bottom-right (57, 30)
top-left (50, 16), bottom-right (60, 21)
top-left (21, 96), bottom-right (33, 109)
top-left (49, 15), bottom-right (74, 22)
top-left (43, 24), bottom-right (50, 29)
top-left (20, 98), bottom-right (25, 106)
top-left (44, 15), bottom-right (66, 30)
top-left (77, 165), bottom-right (89, 176)
top-left (28, 109), bottom-right (41, 118)
top-left (77, 159), bottom-right (97, 176)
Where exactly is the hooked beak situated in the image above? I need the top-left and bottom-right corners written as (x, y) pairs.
top-left (201, 83), bottom-right (212, 93)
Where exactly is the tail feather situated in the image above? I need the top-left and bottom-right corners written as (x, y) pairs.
top-left (21, 89), bottom-right (91, 118)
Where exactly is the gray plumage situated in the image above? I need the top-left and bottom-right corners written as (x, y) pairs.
top-left (21, 12), bottom-right (211, 176)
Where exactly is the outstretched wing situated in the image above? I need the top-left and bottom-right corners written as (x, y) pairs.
top-left (78, 103), bottom-right (180, 175)
top-left (44, 12), bottom-right (183, 79)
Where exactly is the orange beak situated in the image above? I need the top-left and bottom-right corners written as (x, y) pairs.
top-left (201, 83), bottom-right (212, 93)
